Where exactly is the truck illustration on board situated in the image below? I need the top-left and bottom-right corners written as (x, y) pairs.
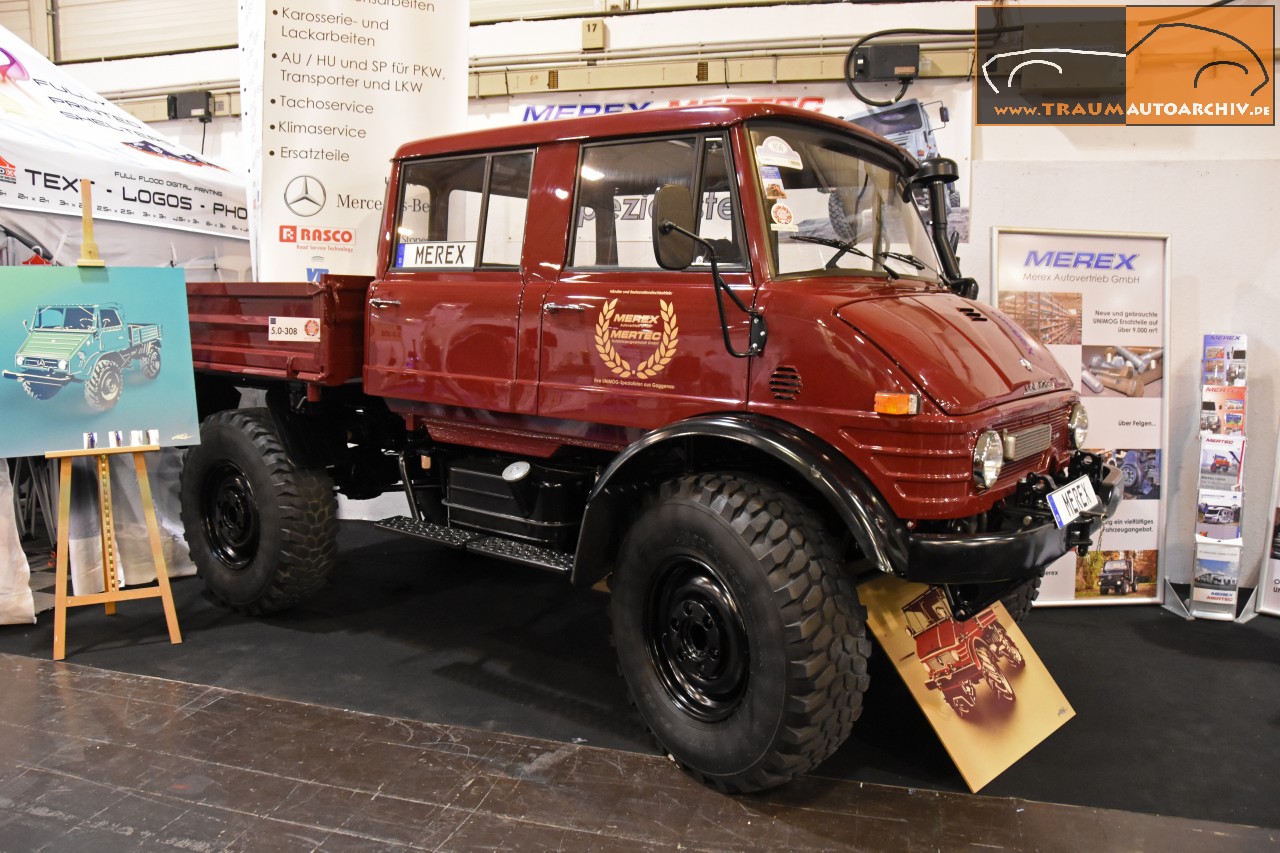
top-left (902, 586), bottom-right (1024, 717)
top-left (2, 302), bottom-right (161, 411)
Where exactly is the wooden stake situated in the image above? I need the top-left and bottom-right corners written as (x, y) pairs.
top-left (77, 177), bottom-right (105, 268)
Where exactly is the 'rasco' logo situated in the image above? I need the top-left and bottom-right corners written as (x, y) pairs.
top-left (594, 299), bottom-right (679, 379)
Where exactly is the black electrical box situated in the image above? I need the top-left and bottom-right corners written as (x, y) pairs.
top-left (167, 90), bottom-right (213, 122)
top-left (852, 44), bottom-right (921, 82)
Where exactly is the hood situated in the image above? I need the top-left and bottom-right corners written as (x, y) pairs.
top-left (18, 330), bottom-right (92, 360)
top-left (835, 292), bottom-right (1071, 416)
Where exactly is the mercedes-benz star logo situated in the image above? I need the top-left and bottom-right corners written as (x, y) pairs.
top-left (284, 175), bottom-right (326, 217)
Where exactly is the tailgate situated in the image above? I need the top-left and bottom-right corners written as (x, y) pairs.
top-left (186, 275), bottom-right (371, 385)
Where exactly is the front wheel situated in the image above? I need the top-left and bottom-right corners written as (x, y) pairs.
top-left (1000, 575), bottom-right (1042, 621)
top-left (179, 408), bottom-right (337, 615)
top-left (611, 473), bottom-right (870, 793)
top-left (974, 640), bottom-right (1015, 703)
top-left (84, 359), bottom-right (123, 411)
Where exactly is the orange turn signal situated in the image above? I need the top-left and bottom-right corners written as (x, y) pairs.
top-left (874, 391), bottom-right (919, 416)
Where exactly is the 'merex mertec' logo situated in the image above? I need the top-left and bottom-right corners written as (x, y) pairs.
top-left (1024, 250), bottom-right (1137, 270)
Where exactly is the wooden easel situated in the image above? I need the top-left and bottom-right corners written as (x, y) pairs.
top-left (47, 446), bottom-right (182, 660)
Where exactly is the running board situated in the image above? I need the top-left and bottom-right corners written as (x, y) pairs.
top-left (376, 516), bottom-right (573, 574)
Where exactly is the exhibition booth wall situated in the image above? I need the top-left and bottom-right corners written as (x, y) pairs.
top-left (51, 0), bottom-right (1280, 594)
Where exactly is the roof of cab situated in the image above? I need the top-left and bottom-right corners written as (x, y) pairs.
top-left (391, 103), bottom-right (917, 172)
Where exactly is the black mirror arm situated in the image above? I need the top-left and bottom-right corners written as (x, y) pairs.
top-left (659, 219), bottom-right (767, 358)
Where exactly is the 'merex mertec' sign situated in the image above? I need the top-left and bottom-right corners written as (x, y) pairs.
top-left (1024, 251), bottom-right (1138, 270)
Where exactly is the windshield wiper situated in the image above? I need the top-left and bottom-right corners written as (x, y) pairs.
top-left (787, 234), bottom-right (898, 279)
top-left (877, 250), bottom-right (928, 271)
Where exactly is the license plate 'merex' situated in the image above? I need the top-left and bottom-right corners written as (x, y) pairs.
top-left (1046, 476), bottom-right (1100, 528)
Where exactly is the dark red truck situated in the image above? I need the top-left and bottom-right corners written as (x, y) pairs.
top-left (181, 104), bottom-right (1120, 793)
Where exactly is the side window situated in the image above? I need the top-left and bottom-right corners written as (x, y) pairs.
top-left (99, 308), bottom-right (121, 329)
top-left (393, 151), bottom-right (533, 270)
top-left (571, 134), bottom-right (744, 270)
top-left (482, 152), bottom-right (533, 267)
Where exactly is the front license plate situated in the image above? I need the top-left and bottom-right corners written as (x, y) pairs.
top-left (1046, 476), bottom-right (1100, 528)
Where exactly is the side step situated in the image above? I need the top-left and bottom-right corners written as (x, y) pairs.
top-left (376, 516), bottom-right (573, 574)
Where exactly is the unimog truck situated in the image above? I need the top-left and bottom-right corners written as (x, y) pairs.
top-left (3, 302), bottom-right (162, 411)
top-left (179, 104), bottom-right (1121, 793)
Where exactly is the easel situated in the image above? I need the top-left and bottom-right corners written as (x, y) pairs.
top-left (44, 180), bottom-right (181, 660)
top-left (47, 446), bottom-right (182, 660)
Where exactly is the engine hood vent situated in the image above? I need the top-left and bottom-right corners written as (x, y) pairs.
top-left (770, 366), bottom-right (803, 401)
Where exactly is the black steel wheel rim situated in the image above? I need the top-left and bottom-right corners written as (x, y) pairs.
top-left (645, 557), bottom-right (749, 723)
top-left (201, 461), bottom-right (260, 571)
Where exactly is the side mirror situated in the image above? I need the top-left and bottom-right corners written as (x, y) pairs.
top-left (911, 157), bottom-right (958, 189)
top-left (22, 319), bottom-right (30, 332)
top-left (652, 183), bottom-right (697, 271)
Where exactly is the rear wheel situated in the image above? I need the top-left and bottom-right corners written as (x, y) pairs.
top-left (22, 380), bottom-right (60, 400)
top-left (1000, 575), bottom-right (1041, 621)
top-left (179, 408), bottom-right (336, 614)
top-left (974, 640), bottom-right (1015, 702)
top-left (611, 473), bottom-right (869, 793)
top-left (140, 343), bottom-right (161, 379)
top-left (84, 359), bottom-right (122, 411)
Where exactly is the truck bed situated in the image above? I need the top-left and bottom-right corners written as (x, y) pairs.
top-left (186, 275), bottom-right (371, 386)
top-left (128, 323), bottom-right (161, 346)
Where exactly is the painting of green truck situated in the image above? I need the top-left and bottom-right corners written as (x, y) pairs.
top-left (3, 302), bottom-right (161, 411)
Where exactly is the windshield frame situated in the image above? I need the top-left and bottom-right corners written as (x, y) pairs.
top-left (745, 119), bottom-right (941, 284)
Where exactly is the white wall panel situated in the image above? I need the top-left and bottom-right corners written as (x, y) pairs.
top-left (0, 0), bottom-right (46, 55)
top-left (57, 0), bottom-right (236, 61)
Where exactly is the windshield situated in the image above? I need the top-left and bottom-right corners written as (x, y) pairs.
top-left (748, 121), bottom-right (939, 281)
top-left (1102, 561), bottom-right (1128, 573)
top-left (35, 306), bottom-right (94, 330)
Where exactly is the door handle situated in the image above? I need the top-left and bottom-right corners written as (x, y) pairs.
top-left (544, 303), bottom-right (587, 313)
top-left (369, 298), bottom-right (401, 308)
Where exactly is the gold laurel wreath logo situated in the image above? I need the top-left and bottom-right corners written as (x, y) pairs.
top-left (594, 299), bottom-right (679, 380)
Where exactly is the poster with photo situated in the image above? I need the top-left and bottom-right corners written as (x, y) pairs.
top-left (992, 229), bottom-right (1169, 606)
top-left (860, 575), bottom-right (1074, 793)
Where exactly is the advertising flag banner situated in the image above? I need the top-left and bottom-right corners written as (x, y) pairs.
top-left (0, 24), bottom-right (248, 273)
top-left (242, 0), bottom-right (467, 281)
top-left (993, 228), bottom-right (1169, 606)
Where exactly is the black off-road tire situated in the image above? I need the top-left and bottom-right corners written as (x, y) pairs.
top-left (22, 380), bottom-right (61, 400)
top-left (180, 408), bottom-right (337, 615)
top-left (84, 359), bottom-right (123, 411)
top-left (140, 343), bottom-right (161, 379)
top-left (611, 472), bottom-right (870, 793)
top-left (1000, 575), bottom-right (1042, 622)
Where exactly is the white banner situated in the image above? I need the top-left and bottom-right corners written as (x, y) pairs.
top-left (244, 0), bottom-right (467, 281)
top-left (993, 228), bottom-right (1170, 607)
top-left (1260, 433), bottom-right (1280, 617)
top-left (0, 24), bottom-right (249, 274)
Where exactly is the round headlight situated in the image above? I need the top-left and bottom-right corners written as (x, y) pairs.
top-left (15, 355), bottom-right (24, 367)
top-left (56, 359), bottom-right (67, 371)
top-left (973, 429), bottom-right (1004, 490)
top-left (1068, 402), bottom-right (1088, 449)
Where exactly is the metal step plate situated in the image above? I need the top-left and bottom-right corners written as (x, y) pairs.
top-left (376, 516), bottom-right (482, 547)
top-left (467, 537), bottom-right (573, 574)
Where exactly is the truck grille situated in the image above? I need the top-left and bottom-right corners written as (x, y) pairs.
top-left (22, 357), bottom-right (60, 369)
top-left (1002, 423), bottom-right (1052, 462)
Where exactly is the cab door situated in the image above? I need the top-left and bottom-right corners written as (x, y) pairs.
top-left (537, 134), bottom-right (753, 429)
top-left (366, 151), bottom-right (534, 413)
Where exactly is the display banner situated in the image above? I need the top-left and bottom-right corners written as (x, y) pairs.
top-left (470, 79), bottom-right (975, 242)
top-left (993, 228), bottom-right (1169, 606)
top-left (0, 24), bottom-right (248, 273)
top-left (242, 0), bottom-right (467, 281)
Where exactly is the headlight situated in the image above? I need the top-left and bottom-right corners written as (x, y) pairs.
top-left (15, 355), bottom-right (24, 367)
top-left (1068, 402), bottom-right (1088, 449)
top-left (973, 429), bottom-right (1004, 490)
top-left (56, 359), bottom-right (67, 371)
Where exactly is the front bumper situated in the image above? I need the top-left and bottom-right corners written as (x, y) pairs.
top-left (1, 369), bottom-right (71, 385)
top-left (900, 451), bottom-right (1124, 586)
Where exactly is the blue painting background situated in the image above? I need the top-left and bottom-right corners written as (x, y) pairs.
top-left (0, 267), bottom-right (200, 457)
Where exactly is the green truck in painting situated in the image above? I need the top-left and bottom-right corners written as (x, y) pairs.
top-left (2, 302), bottom-right (161, 411)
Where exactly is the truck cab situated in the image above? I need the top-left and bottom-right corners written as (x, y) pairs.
top-left (181, 104), bottom-right (1121, 794)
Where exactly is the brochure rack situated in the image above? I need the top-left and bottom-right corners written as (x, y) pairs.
top-left (1188, 334), bottom-right (1246, 621)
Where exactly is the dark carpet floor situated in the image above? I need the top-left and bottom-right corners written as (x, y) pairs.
top-left (2, 520), bottom-right (1277, 829)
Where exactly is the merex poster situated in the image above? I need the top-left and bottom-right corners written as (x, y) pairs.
top-left (0, 267), bottom-right (199, 456)
top-left (993, 229), bottom-right (1169, 606)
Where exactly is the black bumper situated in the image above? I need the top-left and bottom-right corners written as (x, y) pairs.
top-left (900, 454), bottom-right (1124, 586)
